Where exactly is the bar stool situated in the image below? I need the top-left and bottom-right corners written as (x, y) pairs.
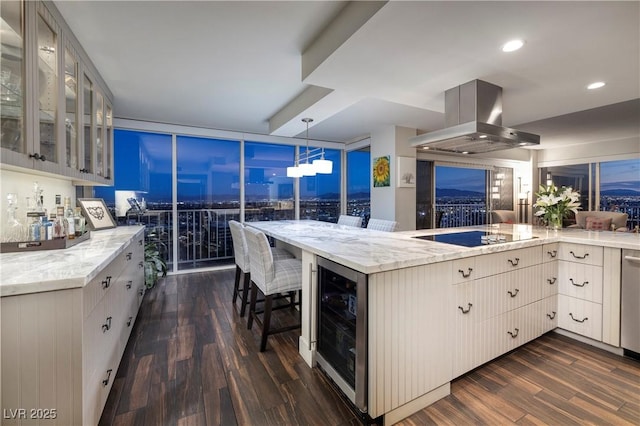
top-left (244, 226), bottom-right (302, 352)
top-left (228, 220), bottom-right (293, 317)
top-left (338, 214), bottom-right (362, 227)
top-left (366, 218), bottom-right (398, 231)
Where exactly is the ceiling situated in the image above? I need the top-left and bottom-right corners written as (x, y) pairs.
top-left (53, 0), bottom-right (640, 150)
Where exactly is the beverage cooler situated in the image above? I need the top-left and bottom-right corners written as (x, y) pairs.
top-left (316, 257), bottom-right (368, 413)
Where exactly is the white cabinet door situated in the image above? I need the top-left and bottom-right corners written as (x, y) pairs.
top-left (558, 261), bottom-right (603, 303)
top-left (558, 294), bottom-right (602, 341)
top-left (452, 281), bottom-right (477, 378)
top-left (474, 265), bottom-right (543, 321)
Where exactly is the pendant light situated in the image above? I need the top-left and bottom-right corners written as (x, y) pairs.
top-left (286, 117), bottom-right (333, 177)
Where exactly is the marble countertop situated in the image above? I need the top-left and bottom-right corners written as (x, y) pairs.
top-left (0, 226), bottom-right (145, 297)
top-left (248, 221), bottom-right (640, 274)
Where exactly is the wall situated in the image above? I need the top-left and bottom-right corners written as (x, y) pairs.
top-left (370, 126), bottom-right (417, 231)
top-left (537, 136), bottom-right (640, 166)
top-left (0, 169), bottom-right (76, 240)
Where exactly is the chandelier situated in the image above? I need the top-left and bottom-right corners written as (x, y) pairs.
top-left (286, 118), bottom-right (333, 178)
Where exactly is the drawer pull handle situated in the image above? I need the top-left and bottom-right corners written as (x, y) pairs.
top-left (102, 276), bottom-right (112, 289)
top-left (569, 313), bottom-right (588, 323)
top-left (126, 281), bottom-right (133, 289)
top-left (102, 369), bottom-right (113, 387)
top-left (507, 328), bottom-right (520, 338)
top-left (547, 311), bottom-right (556, 320)
top-left (570, 278), bottom-right (588, 287)
top-left (458, 268), bottom-right (473, 278)
top-left (570, 251), bottom-right (589, 260)
top-left (102, 316), bottom-right (112, 332)
top-left (138, 288), bottom-right (144, 296)
top-left (507, 288), bottom-right (520, 298)
top-left (508, 258), bottom-right (520, 266)
top-left (127, 316), bottom-right (133, 327)
top-left (458, 303), bottom-right (473, 314)
top-left (138, 261), bottom-right (144, 268)
top-left (126, 252), bottom-right (132, 260)
top-left (138, 239), bottom-right (143, 246)
top-left (547, 277), bottom-right (557, 285)
top-left (547, 250), bottom-right (557, 258)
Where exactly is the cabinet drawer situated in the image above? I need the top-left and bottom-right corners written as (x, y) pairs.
top-left (538, 295), bottom-right (559, 333)
top-left (558, 295), bottom-right (602, 341)
top-left (558, 243), bottom-right (603, 266)
top-left (543, 243), bottom-right (559, 262)
top-left (83, 251), bottom-right (127, 318)
top-left (474, 265), bottom-right (543, 321)
top-left (542, 262), bottom-right (559, 298)
top-left (558, 261), bottom-right (603, 303)
top-left (452, 257), bottom-right (476, 283)
top-left (474, 246), bottom-right (542, 278)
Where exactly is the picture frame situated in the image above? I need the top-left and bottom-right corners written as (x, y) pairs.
top-left (397, 156), bottom-right (416, 187)
top-left (78, 198), bottom-right (117, 230)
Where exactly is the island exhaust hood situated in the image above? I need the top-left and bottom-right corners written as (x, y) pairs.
top-left (409, 80), bottom-right (540, 154)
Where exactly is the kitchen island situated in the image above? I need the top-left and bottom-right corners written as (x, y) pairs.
top-left (247, 220), bottom-right (640, 424)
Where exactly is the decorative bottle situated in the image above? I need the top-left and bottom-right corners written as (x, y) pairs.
top-left (64, 197), bottom-right (75, 239)
top-left (74, 207), bottom-right (85, 237)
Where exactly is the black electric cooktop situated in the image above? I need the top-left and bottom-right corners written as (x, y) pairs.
top-left (413, 230), bottom-right (536, 248)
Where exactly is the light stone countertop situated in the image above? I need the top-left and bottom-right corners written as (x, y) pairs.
top-left (0, 226), bottom-right (145, 297)
top-left (248, 220), bottom-right (640, 274)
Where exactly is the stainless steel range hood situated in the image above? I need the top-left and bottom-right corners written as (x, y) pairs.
top-left (410, 80), bottom-right (540, 154)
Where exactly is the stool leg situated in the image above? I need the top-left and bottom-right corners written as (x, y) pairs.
top-left (260, 294), bottom-right (273, 352)
top-left (232, 265), bottom-right (241, 304)
top-left (288, 291), bottom-right (296, 310)
top-left (239, 271), bottom-right (251, 317)
top-left (247, 283), bottom-right (258, 330)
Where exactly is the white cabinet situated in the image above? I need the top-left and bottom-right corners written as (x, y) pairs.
top-left (451, 246), bottom-right (551, 379)
top-left (555, 243), bottom-right (622, 346)
top-left (0, 0), bottom-right (113, 185)
top-left (0, 230), bottom-right (144, 425)
top-left (557, 243), bottom-right (604, 341)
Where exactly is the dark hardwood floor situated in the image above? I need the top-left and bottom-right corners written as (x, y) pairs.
top-left (100, 270), bottom-right (640, 426)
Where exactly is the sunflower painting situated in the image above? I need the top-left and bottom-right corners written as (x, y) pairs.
top-left (373, 155), bottom-right (391, 187)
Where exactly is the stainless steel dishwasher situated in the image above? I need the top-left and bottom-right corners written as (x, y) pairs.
top-left (621, 249), bottom-right (640, 359)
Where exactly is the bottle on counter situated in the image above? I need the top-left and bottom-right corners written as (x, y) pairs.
top-left (74, 207), bottom-right (85, 237)
top-left (64, 197), bottom-right (75, 239)
top-left (50, 213), bottom-right (63, 239)
top-left (27, 212), bottom-right (42, 241)
top-left (56, 207), bottom-right (66, 238)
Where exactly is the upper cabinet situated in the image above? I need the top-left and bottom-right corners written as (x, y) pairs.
top-left (0, 0), bottom-right (113, 185)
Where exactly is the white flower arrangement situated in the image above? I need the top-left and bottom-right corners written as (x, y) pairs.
top-left (533, 183), bottom-right (581, 228)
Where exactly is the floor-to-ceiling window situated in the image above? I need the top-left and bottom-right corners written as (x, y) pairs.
top-left (435, 165), bottom-right (487, 227)
top-left (540, 164), bottom-right (591, 226)
top-left (299, 147), bottom-right (341, 222)
top-left (599, 158), bottom-right (640, 230)
top-left (175, 135), bottom-right (240, 270)
top-left (244, 141), bottom-right (295, 222)
top-left (94, 129), bottom-right (174, 268)
top-left (346, 147), bottom-right (370, 226)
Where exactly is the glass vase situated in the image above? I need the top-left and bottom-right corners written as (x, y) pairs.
top-left (548, 216), bottom-right (563, 230)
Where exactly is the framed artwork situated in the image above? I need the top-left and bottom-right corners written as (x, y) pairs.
top-left (373, 155), bottom-right (391, 187)
top-left (397, 156), bottom-right (416, 187)
top-left (78, 198), bottom-right (117, 230)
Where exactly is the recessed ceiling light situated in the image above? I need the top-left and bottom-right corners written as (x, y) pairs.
top-left (502, 39), bottom-right (524, 52)
top-left (462, 151), bottom-right (469, 155)
top-left (587, 81), bottom-right (605, 90)
top-left (479, 135), bottom-right (487, 139)
top-left (422, 146), bottom-right (430, 150)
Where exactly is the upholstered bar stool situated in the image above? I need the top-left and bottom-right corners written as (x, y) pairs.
top-left (366, 218), bottom-right (398, 231)
top-left (228, 220), bottom-right (293, 317)
top-left (244, 226), bottom-right (302, 352)
top-left (337, 214), bottom-right (363, 227)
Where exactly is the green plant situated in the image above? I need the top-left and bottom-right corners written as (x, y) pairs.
top-left (144, 241), bottom-right (167, 288)
top-left (533, 183), bottom-right (581, 228)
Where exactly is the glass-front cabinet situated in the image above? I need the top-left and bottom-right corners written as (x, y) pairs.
top-left (64, 46), bottom-right (79, 170)
top-left (1, 0), bottom-right (26, 157)
top-left (0, 0), bottom-right (113, 185)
